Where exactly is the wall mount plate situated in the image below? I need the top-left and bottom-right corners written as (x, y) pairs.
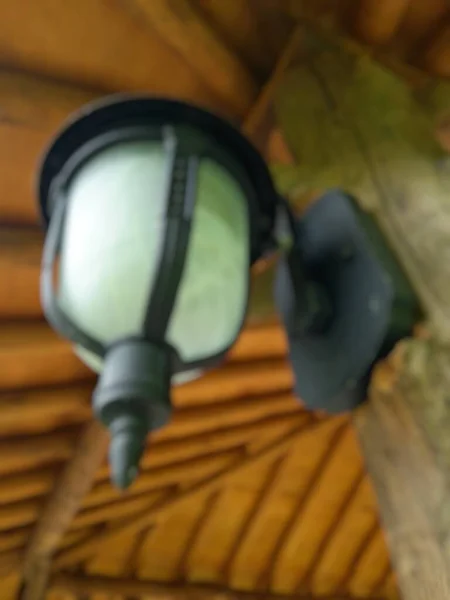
top-left (275, 190), bottom-right (421, 413)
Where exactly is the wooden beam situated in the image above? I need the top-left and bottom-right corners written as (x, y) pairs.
top-left (0, 71), bottom-right (100, 226)
top-left (0, 2), bottom-right (240, 118)
top-left (0, 229), bottom-right (43, 317)
top-left (0, 386), bottom-right (91, 437)
top-left (53, 416), bottom-right (319, 568)
top-left (355, 346), bottom-right (450, 598)
top-left (242, 25), bottom-right (303, 142)
top-left (128, 0), bottom-right (257, 116)
top-left (0, 320), bottom-right (286, 390)
top-left (20, 421), bottom-right (109, 600)
top-left (96, 411), bottom-right (305, 479)
top-left (270, 27), bottom-right (450, 600)
top-left (355, 0), bottom-right (412, 45)
top-left (50, 572), bottom-right (384, 600)
top-left (0, 433), bottom-right (76, 476)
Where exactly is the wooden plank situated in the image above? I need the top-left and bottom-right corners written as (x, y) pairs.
top-left (390, 0), bottom-right (449, 59)
top-left (157, 393), bottom-right (299, 440)
top-left (270, 426), bottom-right (365, 594)
top-left (0, 571), bottom-right (21, 600)
top-left (0, 469), bottom-right (57, 506)
top-left (0, 386), bottom-right (91, 437)
top-left (274, 31), bottom-right (450, 339)
top-left (0, 501), bottom-right (41, 531)
top-left (0, 71), bottom-right (99, 225)
top-left (50, 572), bottom-right (376, 600)
top-left (0, 365), bottom-right (297, 438)
top-left (0, 323), bottom-right (91, 390)
top-left (227, 417), bottom-right (346, 591)
top-left (0, 321), bottom-right (285, 390)
top-left (185, 472), bottom-right (273, 583)
top-left (84, 450), bottom-right (244, 509)
top-left (137, 494), bottom-right (211, 581)
top-left (71, 491), bottom-right (167, 530)
top-left (0, 229), bottom-right (42, 317)
top-left (190, 0), bottom-right (271, 78)
top-left (128, 0), bottom-right (257, 115)
top-left (97, 413), bottom-right (305, 479)
top-left (355, 349), bottom-right (450, 599)
top-left (242, 26), bottom-right (303, 144)
top-left (172, 360), bottom-right (293, 407)
top-left (424, 22), bottom-right (450, 77)
top-left (310, 478), bottom-right (381, 596)
top-left (191, 0), bottom-right (291, 79)
top-left (53, 418), bottom-right (310, 567)
top-left (0, 433), bottom-right (76, 476)
top-left (0, 529), bottom-right (30, 553)
top-left (355, 0), bottom-right (412, 45)
top-left (0, 2), bottom-right (238, 117)
top-left (347, 528), bottom-right (391, 597)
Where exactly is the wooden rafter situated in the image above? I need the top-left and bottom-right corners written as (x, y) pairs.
top-left (53, 416), bottom-right (321, 568)
top-left (355, 347), bottom-right (450, 598)
top-left (127, 0), bottom-right (258, 115)
top-left (50, 572), bottom-right (385, 600)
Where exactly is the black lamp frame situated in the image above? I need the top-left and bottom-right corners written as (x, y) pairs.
top-left (39, 96), bottom-right (286, 378)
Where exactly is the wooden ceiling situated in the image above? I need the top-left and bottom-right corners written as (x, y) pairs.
top-left (1, 1), bottom-right (450, 599)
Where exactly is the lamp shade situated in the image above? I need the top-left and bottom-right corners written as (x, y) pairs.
top-left (59, 141), bottom-right (250, 382)
top-left (38, 96), bottom-right (279, 487)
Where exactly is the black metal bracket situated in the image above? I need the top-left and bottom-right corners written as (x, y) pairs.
top-left (275, 190), bottom-right (421, 413)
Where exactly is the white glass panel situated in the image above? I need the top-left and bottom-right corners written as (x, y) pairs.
top-left (167, 159), bottom-right (249, 362)
top-left (59, 140), bottom-right (167, 358)
top-left (58, 143), bottom-right (249, 381)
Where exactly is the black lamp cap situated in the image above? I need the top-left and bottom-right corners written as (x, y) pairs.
top-left (275, 190), bottom-right (420, 413)
top-left (93, 338), bottom-right (173, 488)
top-left (37, 95), bottom-right (278, 263)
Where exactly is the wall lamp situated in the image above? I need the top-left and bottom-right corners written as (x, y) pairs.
top-left (38, 96), bottom-right (419, 488)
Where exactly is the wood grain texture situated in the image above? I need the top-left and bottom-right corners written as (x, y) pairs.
top-left (272, 28), bottom-right (450, 599)
top-left (0, 2), bottom-right (237, 117)
top-left (355, 347), bottom-right (450, 599)
top-left (0, 323), bottom-right (91, 390)
top-left (0, 320), bottom-right (285, 391)
top-left (0, 386), bottom-right (91, 437)
top-left (274, 31), bottom-right (450, 341)
top-left (0, 433), bottom-right (76, 476)
top-left (390, 0), bottom-right (449, 60)
top-left (22, 422), bottom-right (109, 599)
top-left (51, 572), bottom-right (386, 599)
top-left (6, 3), bottom-right (450, 597)
top-left (128, 0), bottom-right (257, 115)
top-left (355, 0), bottom-right (412, 45)
top-left (0, 71), bottom-right (99, 226)
top-left (424, 21), bottom-right (450, 76)
top-left (53, 419), bottom-right (310, 567)
top-left (191, 0), bottom-right (289, 79)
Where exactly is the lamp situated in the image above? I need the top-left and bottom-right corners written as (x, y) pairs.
top-left (38, 96), bottom-right (420, 488)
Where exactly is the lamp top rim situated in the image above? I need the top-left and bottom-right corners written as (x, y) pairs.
top-left (37, 95), bottom-right (278, 230)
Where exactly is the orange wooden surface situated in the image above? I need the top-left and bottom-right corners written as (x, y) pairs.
top-left (2, 0), bottom-right (450, 598)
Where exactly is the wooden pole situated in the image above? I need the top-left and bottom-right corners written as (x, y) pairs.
top-left (20, 422), bottom-right (109, 600)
